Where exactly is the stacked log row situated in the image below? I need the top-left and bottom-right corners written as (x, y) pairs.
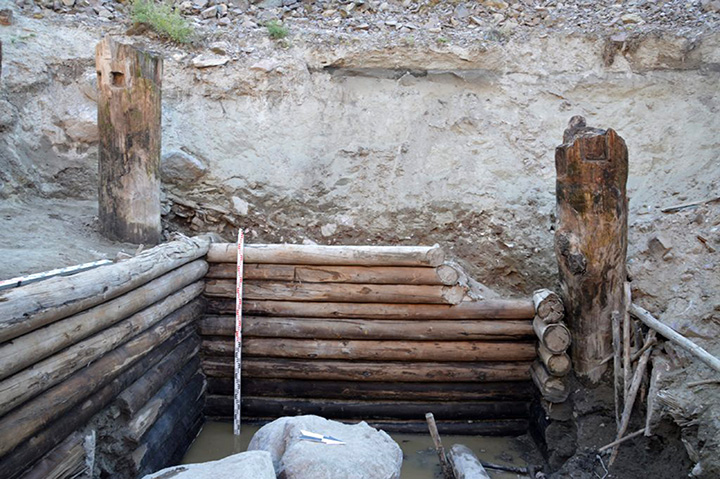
top-left (201, 243), bottom-right (537, 435)
top-left (0, 236), bottom-right (210, 479)
top-left (530, 289), bottom-right (572, 403)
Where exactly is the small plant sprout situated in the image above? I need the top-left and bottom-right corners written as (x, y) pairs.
top-left (265, 20), bottom-right (289, 40)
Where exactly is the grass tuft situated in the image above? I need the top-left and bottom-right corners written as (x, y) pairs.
top-left (265, 20), bottom-right (289, 40)
top-left (131, 0), bottom-right (193, 44)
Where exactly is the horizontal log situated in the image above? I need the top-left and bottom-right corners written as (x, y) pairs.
top-left (538, 343), bottom-right (571, 377)
top-left (0, 260), bottom-right (207, 381)
top-left (199, 315), bottom-right (534, 341)
top-left (448, 444), bottom-right (491, 479)
top-left (138, 411), bottom-right (203, 478)
top-left (206, 280), bottom-right (467, 305)
top-left (533, 317), bottom-right (571, 354)
top-left (0, 281), bottom-right (204, 417)
top-left (18, 431), bottom-right (93, 479)
top-left (203, 357), bottom-right (532, 382)
top-left (532, 289), bottom-right (565, 323)
top-left (207, 378), bottom-right (534, 401)
top-left (116, 334), bottom-right (201, 418)
top-left (207, 263), bottom-right (461, 285)
top-left (0, 301), bottom-right (202, 459)
top-left (205, 395), bottom-right (529, 421)
top-left (0, 325), bottom-right (195, 479)
top-left (207, 243), bottom-right (446, 266)
top-left (0, 236), bottom-right (210, 343)
top-left (530, 360), bottom-right (568, 403)
top-left (207, 299), bottom-right (536, 320)
top-left (203, 338), bottom-right (536, 362)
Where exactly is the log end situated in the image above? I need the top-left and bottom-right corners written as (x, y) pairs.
top-left (426, 244), bottom-right (446, 267)
top-left (436, 264), bottom-right (461, 286)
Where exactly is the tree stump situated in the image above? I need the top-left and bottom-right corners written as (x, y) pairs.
top-left (96, 37), bottom-right (163, 244)
top-left (554, 116), bottom-right (628, 382)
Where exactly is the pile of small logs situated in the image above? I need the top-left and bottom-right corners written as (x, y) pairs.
top-left (0, 236), bottom-right (210, 479)
top-left (529, 289), bottom-right (572, 403)
top-left (202, 243), bottom-right (538, 435)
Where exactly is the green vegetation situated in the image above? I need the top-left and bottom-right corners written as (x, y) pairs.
top-left (265, 20), bottom-right (289, 40)
top-left (131, 0), bottom-right (193, 43)
top-left (436, 36), bottom-right (448, 45)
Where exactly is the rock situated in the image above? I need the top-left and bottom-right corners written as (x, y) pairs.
top-left (0, 8), bottom-right (13, 25)
top-left (97, 7), bottom-right (112, 19)
top-left (201, 6), bottom-right (217, 18)
top-left (192, 54), bottom-right (230, 68)
top-left (248, 415), bottom-right (402, 479)
top-left (621, 13), bottom-right (644, 24)
top-left (701, 0), bottom-right (720, 13)
top-left (193, 0), bottom-right (209, 9)
top-left (60, 104), bottom-right (98, 143)
top-left (321, 223), bottom-right (337, 237)
top-left (232, 196), bottom-right (249, 215)
top-left (250, 58), bottom-right (281, 72)
top-left (141, 451), bottom-right (275, 479)
top-left (209, 41), bottom-right (231, 55)
top-left (483, 0), bottom-right (508, 10)
top-left (259, 0), bottom-right (283, 9)
top-left (648, 233), bottom-right (672, 257)
top-left (454, 3), bottom-right (469, 20)
top-left (61, 0), bottom-right (74, 6)
top-left (161, 150), bottom-right (207, 184)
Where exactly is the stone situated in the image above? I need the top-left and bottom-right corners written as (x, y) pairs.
top-left (320, 223), bottom-right (337, 237)
top-left (193, 0), bottom-right (209, 9)
top-left (161, 150), bottom-right (207, 184)
top-left (232, 196), bottom-right (249, 215)
top-left (248, 415), bottom-right (402, 479)
top-left (192, 54), bottom-right (230, 68)
top-left (700, 0), bottom-right (720, 12)
top-left (0, 9), bottom-right (13, 25)
top-left (141, 451), bottom-right (275, 479)
top-left (621, 13), bottom-right (644, 24)
top-left (201, 6), bottom-right (217, 18)
top-left (61, 0), bottom-right (74, 6)
top-left (648, 233), bottom-right (672, 257)
top-left (61, 104), bottom-right (98, 143)
top-left (258, 0), bottom-right (283, 8)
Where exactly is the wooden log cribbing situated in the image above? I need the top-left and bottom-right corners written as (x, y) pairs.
top-left (207, 243), bottom-right (446, 266)
top-left (0, 260), bottom-right (207, 380)
top-left (555, 116), bottom-right (629, 382)
top-left (117, 334), bottom-right (201, 418)
top-left (207, 299), bottom-right (535, 320)
top-left (18, 431), bottom-right (94, 479)
top-left (530, 360), bottom-right (568, 403)
top-left (532, 289), bottom-right (565, 324)
top-left (207, 378), bottom-right (534, 401)
top-left (0, 301), bottom-right (202, 459)
top-left (199, 315), bottom-right (534, 340)
top-left (0, 281), bottom-right (204, 417)
top-left (125, 363), bottom-right (202, 443)
top-left (203, 357), bottom-right (532, 382)
top-left (0, 325), bottom-right (194, 479)
top-left (0, 235), bottom-right (210, 343)
top-left (96, 37), bottom-right (162, 244)
top-left (206, 280), bottom-right (467, 305)
top-left (207, 263), bottom-right (462, 285)
top-left (537, 343), bottom-right (571, 377)
top-left (204, 395), bottom-right (529, 421)
top-left (138, 411), bottom-right (203, 478)
top-left (202, 337), bottom-right (536, 362)
top-left (532, 317), bottom-right (571, 354)
top-left (448, 444), bottom-right (491, 479)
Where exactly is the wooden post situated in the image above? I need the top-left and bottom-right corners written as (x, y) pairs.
top-left (554, 116), bottom-right (628, 382)
top-left (96, 37), bottom-right (162, 244)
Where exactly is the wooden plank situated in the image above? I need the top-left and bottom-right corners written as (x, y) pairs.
top-left (205, 395), bottom-right (529, 420)
top-left (206, 280), bottom-right (467, 305)
top-left (0, 282), bottom-right (204, 417)
top-left (207, 243), bottom-right (446, 266)
top-left (0, 236), bottom-right (210, 343)
top-left (207, 378), bottom-right (534, 401)
top-left (206, 299), bottom-right (535, 320)
top-left (203, 337), bottom-right (536, 362)
top-left (203, 357), bottom-right (532, 382)
top-left (206, 263), bottom-right (460, 285)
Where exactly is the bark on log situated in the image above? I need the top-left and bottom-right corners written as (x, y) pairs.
top-left (448, 444), bottom-right (492, 479)
top-left (203, 357), bottom-right (532, 382)
top-left (207, 243), bottom-right (446, 266)
top-left (204, 395), bottom-right (529, 420)
top-left (208, 298), bottom-right (535, 319)
top-left (207, 378), bottom-right (534, 401)
top-left (203, 337), bottom-right (536, 362)
top-left (537, 343), bottom-right (571, 377)
top-left (533, 317), bottom-right (571, 354)
top-left (0, 281), bottom-right (204, 417)
top-left (198, 315), bottom-right (534, 341)
top-left (555, 116), bottom-right (628, 382)
top-left (96, 37), bottom-right (162, 244)
top-left (0, 236), bottom-right (210, 343)
top-left (0, 326), bottom-right (194, 479)
top-left (207, 263), bottom-right (461, 285)
top-left (206, 280), bottom-right (467, 305)
top-left (532, 289), bottom-right (564, 323)
top-left (18, 431), bottom-right (94, 479)
top-left (530, 360), bottom-right (569, 403)
top-left (0, 260), bottom-right (207, 380)
top-left (116, 334), bottom-right (200, 417)
top-left (0, 301), bottom-right (202, 459)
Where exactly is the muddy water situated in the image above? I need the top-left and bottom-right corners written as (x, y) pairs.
top-left (182, 422), bottom-right (530, 478)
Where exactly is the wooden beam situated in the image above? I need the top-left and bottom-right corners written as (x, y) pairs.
top-left (448, 444), bottom-right (491, 479)
top-left (18, 431), bottom-right (94, 479)
top-left (532, 317), bottom-right (571, 354)
top-left (537, 343), bottom-right (571, 377)
top-left (532, 289), bottom-right (564, 323)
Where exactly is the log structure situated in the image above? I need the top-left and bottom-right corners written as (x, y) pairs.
top-left (530, 289), bottom-right (572, 402)
top-left (554, 116), bottom-right (628, 382)
top-left (96, 37), bottom-right (163, 244)
top-left (201, 242), bottom-right (538, 434)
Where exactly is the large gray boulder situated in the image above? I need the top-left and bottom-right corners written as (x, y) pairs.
top-left (248, 415), bottom-right (402, 479)
top-left (141, 450), bottom-right (275, 479)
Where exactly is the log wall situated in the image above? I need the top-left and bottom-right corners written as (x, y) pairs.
top-left (0, 236), bottom-right (210, 479)
top-left (201, 243), bottom-right (537, 435)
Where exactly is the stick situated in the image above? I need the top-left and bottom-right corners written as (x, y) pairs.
top-left (623, 290), bottom-right (632, 403)
top-left (631, 336), bottom-right (656, 363)
top-left (481, 462), bottom-right (529, 474)
top-left (233, 230), bottom-right (244, 441)
top-left (426, 413), bottom-right (454, 479)
top-left (630, 303), bottom-right (720, 374)
top-left (660, 196), bottom-right (720, 213)
top-left (687, 379), bottom-right (720, 387)
top-left (599, 428), bottom-right (644, 452)
top-left (611, 311), bottom-right (622, 428)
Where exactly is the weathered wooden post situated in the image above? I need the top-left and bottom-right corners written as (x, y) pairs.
top-left (554, 116), bottom-right (628, 383)
top-left (96, 37), bottom-right (162, 244)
